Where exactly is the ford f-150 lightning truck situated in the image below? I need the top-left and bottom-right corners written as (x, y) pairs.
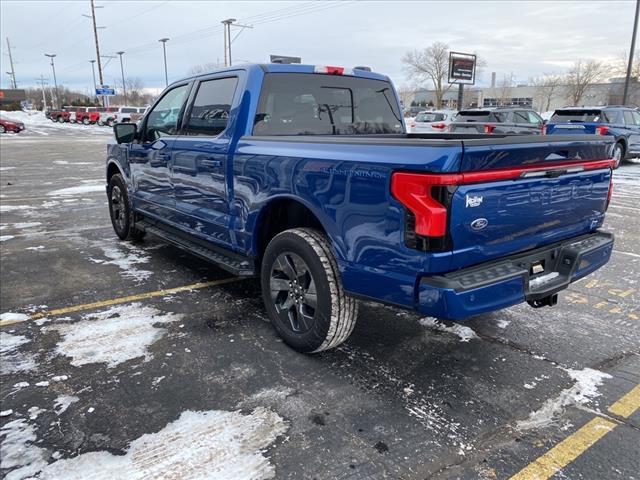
top-left (106, 63), bottom-right (615, 353)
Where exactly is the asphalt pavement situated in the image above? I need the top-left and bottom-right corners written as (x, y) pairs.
top-left (0, 123), bottom-right (638, 480)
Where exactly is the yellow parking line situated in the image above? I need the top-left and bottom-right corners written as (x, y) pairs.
top-left (608, 384), bottom-right (640, 418)
top-left (510, 382), bottom-right (640, 480)
top-left (510, 417), bottom-right (617, 480)
top-left (0, 277), bottom-right (242, 327)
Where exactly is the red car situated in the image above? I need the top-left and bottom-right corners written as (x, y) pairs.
top-left (73, 107), bottom-right (101, 125)
top-left (0, 116), bottom-right (25, 133)
top-left (50, 107), bottom-right (71, 123)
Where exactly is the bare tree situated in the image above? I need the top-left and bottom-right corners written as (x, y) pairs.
top-left (497, 73), bottom-right (516, 106)
top-left (402, 42), bottom-right (452, 108)
top-left (565, 60), bottom-right (610, 106)
top-left (531, 74), bottom-right (563, 112)
top-left (396, 85), bottom-right (416, 109)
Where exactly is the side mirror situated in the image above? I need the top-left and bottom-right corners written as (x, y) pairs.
top-left (114, 122), bottom-right (137, 144)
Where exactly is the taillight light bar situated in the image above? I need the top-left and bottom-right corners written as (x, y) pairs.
top-left (431, 123), bottom-right (446, 129)
top-left (391, 158), bottom-right (616, 237)
top-left (595, 125), bottom-right (609, 135)
top-left (484, 124), bottom-right (496, 134)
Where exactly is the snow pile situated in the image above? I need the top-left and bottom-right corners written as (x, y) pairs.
top-left (419, 317), bottom-right (479, 342)
top-left (0, 332), bottom-right (36, 375)
top-left (54, 395), bottom-right (79, 415)
top-left (37, 408), bottom-right (287, 480)
top-left (50, 303), bottom-right (182, 367)
top-left (47, 184), bottom-right (105, 196)
top-left (517, 367), bottom-right (612, 430)
top-left (0, 418), bottom-right (48, 480)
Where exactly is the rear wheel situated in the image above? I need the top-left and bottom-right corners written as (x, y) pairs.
top-left (82, 117), bottom-right (90, 125)
top-left (107, 174), bottom-right (145, 241)
top-left (58, 116), bottom-right (65, 123)
top-left (261, 228), bottom-right (358, 353)
top-left (613, 142), bottom-right (625, 167)
top-left (107, 118), bottom-right (114, 127)
top-left (0, 125), bottom-right (5, 134)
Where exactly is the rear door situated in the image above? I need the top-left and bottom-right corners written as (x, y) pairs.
top-left (546, 109), bottom-right (603, 134)
top-left (130, 82), bottom-right (191, 220)
top-left (171, 74), bottom-right (240, 247)
top-left (447, 137), bottom-right (614, 268)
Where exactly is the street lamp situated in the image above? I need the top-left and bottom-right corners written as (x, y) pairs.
top-left (89, 60), bottom-right (97, 100)
top-left (44, 53), bottom-right (59, 108)
top-left (159, 38), bottom-right (169, 87)
top-left (116, 51), bottom-right (127, 105)
top-left (221, 19), bottom-right (236, 67)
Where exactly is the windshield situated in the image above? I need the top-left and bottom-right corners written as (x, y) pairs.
top-left (254, 73), bottom-right (404, 135)
top-left (415, 113), bottom-right (445, 122)
top-left (550, 110), bottom-right (602, 123)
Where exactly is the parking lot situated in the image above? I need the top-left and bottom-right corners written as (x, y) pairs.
top-left (1, 125), bottom-right (639, 479)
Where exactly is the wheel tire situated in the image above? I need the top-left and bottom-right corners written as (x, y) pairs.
top-left (58, 116), bottom-right (65, 123)
top-left (0, 125), bottom-right (5, 134)
top-left (107, 174), bottom-right (145, 241)
top-left (107, 118), bottom-right (114, 127)
top-left (51, 116), bottom-right (57, 122)
top-left (261, 228), bottom-right (358, 353)
top-left (82, 117), bottom-right (90, 125)
top-left (613, 142), bottom-right (625, 168)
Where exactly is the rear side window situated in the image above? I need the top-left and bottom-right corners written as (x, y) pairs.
top-left (514, 111), bottom-right (529, 123)
top-left (254, 73), bottom-right (403, 135)
top-left (623, 110), bottom-right (640, 125)
top-left (121, 107), bottom-right (137, 113)
top-left (550, 110), bottom-right (602, 123)
top-left (185, 77), bottom-right (238, 136)
top-left (455, 111), bottom-right (495, 122)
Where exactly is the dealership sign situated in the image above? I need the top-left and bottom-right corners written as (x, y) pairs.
top-left (448, 52), bottom-right (476, 85)
top-left (96, 85), bottom-right (116, 96)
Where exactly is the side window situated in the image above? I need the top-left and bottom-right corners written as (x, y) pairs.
top-left (632, 111), bottom-right (640, 125)
top-left (527, 111), bottom-right (542, 124)
top-left (623, 110), bottom-right (639, 125)
top-left (144, 84), bottom-right (190, 142)
top-left (514, 111), bottom-right (530, 123)
top-left (184, 77), bottom-right (238, 136)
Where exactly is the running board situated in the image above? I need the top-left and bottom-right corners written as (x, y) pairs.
top-left (136, 220), bottom-right (256, 277)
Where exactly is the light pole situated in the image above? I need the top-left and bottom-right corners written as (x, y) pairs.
top-left (44, 53), bottom-right (59, 108)
top-left (89, 60), bottom-right (97, 100)
top-left (221, 19), bottom-right (235, 67)
top-left (116, 51), bottom-right (127, 105)
top-left (159, 38), bottom-right (169, 86)
top-left (623, 0), bottom-right (640, 105)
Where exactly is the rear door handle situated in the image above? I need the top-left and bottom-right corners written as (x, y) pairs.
top-left (202, 158), bottom-right (222, 168)
top-left (156, 153), bottom-right (171, 161)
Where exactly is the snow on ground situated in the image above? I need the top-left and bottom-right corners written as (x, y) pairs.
top-left (0, 418), bottom-right (49, 480)
top-left (0, 111), bottom-right (111, 138)
top-left (50, 303), bottom-right (182, 368)
top-left (47, 184), bottom-right (105, 196)
top-left (2, 408), bottom-right (287, 480)
top-left (0, 331), bottom-right (36, 375)
top-left (54, 396), bottom-right (79, 415)
top-left (419, 317), bottom-right (479, 342)
top-left (89, 241), bottom-right (153, 283)
top-left (516, 367), bottom-right (612, 430)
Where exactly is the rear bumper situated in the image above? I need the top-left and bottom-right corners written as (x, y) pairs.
top-left (418, 231), bottom-right (613, 320)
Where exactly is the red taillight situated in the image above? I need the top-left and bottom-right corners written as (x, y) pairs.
top-left (314, 65), bottom-right (353, 75)
top-left (409, 123), bottom-right (416, 128)
top-left (595, 125), bottom-right (609, 135)
top-left (606, 176), bottom-right (614, 211)
top-left (541, 124), bottom-right (547, 135)
top-left (431, 123), bottom-right (446, 129)
top-left (391, 173), bottom-right (459, 237)
top-left (484, 124), bottom-right (496, 134)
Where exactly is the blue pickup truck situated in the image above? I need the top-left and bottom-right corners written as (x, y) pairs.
top-left (106, 63), bottom-right (615, 352)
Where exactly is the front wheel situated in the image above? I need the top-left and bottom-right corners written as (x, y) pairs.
top-left (261, 228), bottom-right (358, 353)
top-left (0, 125), bottom-right (5, 134)
top-left (107, 174), bottom-right (145, 241)
top-left (82, 117), bottom-right (90, 125)
top-left (58, 116), bottom-right (65, 123)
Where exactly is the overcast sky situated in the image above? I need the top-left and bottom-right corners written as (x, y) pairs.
top-left (0, 0), bottom-right (637, 94)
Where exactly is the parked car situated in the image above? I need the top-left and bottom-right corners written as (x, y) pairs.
top-left (44, 108), bottom-right (51, 119)
top-left (49, 107), bottom-right (71, 123)
top-left (0, 116), bottom-right (25, 133)
top-left (106, 63), bottom-right (615, 353)
top-left (71, 107), bottom-right (101, 125)
top-left (99, 106), bottom-right (147, 126)
top-left (404, 106), bottom-right (423, 118)
top-left (449, 107), bottom-right (544, 135)
top-left (545, 106), bottom-right (640, 166)
top-left (408, 110), bottom-right (457, 133)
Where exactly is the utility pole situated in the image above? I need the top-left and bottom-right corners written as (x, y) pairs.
top-left (88, 0), bottom-right (104, 86)
top-left (90, 60), bottom-right (97, 97)
top-left (116, 51), bottom-right (127, 105)
top-left (35, 75), bottom-right (48, 111)
top-left (44, 54), bottom-right (59, 108)
top-left (623, 0), bottom-right (640, 105)
top-left (159, 38), bottom-right (169, 86)
top-left (6, 37), bottom-right (17, 88)
top-left (221, 18), bottom-right (252, 67)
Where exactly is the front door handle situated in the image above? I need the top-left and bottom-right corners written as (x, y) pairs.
top-left (156, 153), bottom-right (171, 161)
top-left (202, 158), bottom-right (222, 168)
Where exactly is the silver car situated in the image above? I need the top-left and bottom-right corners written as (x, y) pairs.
top-left (409, 110), bottom-right (457, 133)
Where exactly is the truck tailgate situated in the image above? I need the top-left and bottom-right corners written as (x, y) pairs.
top-left (449, 136), bottom-right (614, 268)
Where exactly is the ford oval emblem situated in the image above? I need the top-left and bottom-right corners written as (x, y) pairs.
top-left (471, 218), bottom-right (488, 231)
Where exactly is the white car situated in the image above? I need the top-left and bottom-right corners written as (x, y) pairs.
top-left (97, 106), bottom-right (147, 127)
top-left (408, 110), bottom-right (457, 133)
